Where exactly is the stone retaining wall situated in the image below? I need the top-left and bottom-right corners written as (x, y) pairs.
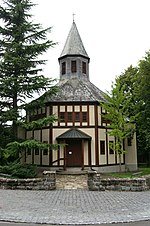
top-left (88, 171), bottom-right (150, 191)
top-left (0, 171), bottom-right (56, 190)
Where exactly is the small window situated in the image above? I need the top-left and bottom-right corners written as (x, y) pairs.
top-left (71, 61), bottom-right (77, 73)
top-left (109, 141), bottom-right (114, 154)
top-left (68, 112), bottom-right (73, 122)
top-left (82, 62), bottom-right (86, 74)
top-left (75, 112), bottom-right (80, 122)
top-left (82, 112), bottom-right (87, 122)
top-left (27, 149), bottom-right (31, 155)
top-left (35, 149), bottom-right (39, 155)
top-left (62, 62), bottom-right (66, 75)
top-left (127, 137), bottom-right (132, 146)
top-left (43, 141), bottom-right (48, 155)
top-left (43, 149), bottom-right (48, 155)
top-left (100, 141), bottom-right (105, 155)
top-left (59, 112), bottom-right (65, 122)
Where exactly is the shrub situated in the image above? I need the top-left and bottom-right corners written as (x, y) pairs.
top-left (0, 162), bottom-right (37, 178)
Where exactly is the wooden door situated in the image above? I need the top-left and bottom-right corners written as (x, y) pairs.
top-left (66, 140), bottom-right (82, 167)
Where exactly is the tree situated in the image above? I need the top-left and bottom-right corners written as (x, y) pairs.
top-left (101, 80), bottom-right (136, 171)
top-left (137, 52), bottom-right (150, 165)
top-left (0, 0), bottom-right (59, 165)
top-left (0, 0), bottom-right (57, 141)
top-left (117, 57), bottom-right (150, 166)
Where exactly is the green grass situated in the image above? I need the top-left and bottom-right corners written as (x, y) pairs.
top-left (103, 167), bottom-right (150, 178)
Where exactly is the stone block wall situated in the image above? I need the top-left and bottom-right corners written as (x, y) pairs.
top-left (0, 171), bottom-right (56, 190)
top-left (88, 171), bottom-right (150, 191)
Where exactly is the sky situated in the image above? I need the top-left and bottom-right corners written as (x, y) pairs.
top-left (2, 0), bottom-right (150, 92)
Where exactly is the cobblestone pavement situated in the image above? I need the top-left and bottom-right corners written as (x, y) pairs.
top-left (0, 190), bottom-right (150, 225)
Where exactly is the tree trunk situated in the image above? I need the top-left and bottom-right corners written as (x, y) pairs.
top-left (119, 154), bottom-right (122, 172)
top-left (12, 94), bottom-right (18, 141)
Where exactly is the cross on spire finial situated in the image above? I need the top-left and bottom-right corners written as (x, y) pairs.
top-left (73, 13), bottom-right (76, 22)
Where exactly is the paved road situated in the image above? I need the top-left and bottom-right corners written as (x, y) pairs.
top-left (0, 190), bottom-right (150, 224)
top-left (0, 221), bottom-right (150, 226)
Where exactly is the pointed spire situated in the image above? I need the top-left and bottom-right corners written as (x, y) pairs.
top-left (59, 21), bottom-right (89, 59)
top-left (72, 13), bottom-right (75, 22)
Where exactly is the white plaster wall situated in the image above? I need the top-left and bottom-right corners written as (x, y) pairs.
top-left (67, 106), bottom-right (73, 111)
top-left (34, 151), bottom-right (40, 165)
top-left (26, 131), bottom-right (32, 139)
top-left (89, 105), bottom-right (95, 125)
top-left (81, 128), bottom-right (95, 165)
top-left (42, 154), bottom-right (49, 165)
top-left (34, 130), bottom-right (40, 141)
top-left (74, 105), bottom-right (80, 112)
top-left (60, 106), bottom-right (65, 112)
top-left (46, 106), bottom-right (50, 116)
top-left (97, 106), bottom-right (101, 126)
top-left (125, 133), bottom-right (138, 171)
top-left (82, 105), bottom-right (87, 111)
top-left (99, 129), bottom-right (107, 165)
top-left (53, 106), bottom-right (58, 126)
top-left (84, 141), bottom-right (88, 165)
top-left (26, 153), bottom-right (32, 164)
top-left (42, 129), bottom-right (49, 142)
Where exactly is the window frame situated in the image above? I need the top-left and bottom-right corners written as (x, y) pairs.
top-left (82, 61), bottom-right (86, 74)
top-left (100, 140), bottom-right (105, 155)
top-left (62, 62), bottom-right (66, 75)
top-left (71, 60), bottom-right (77, 73)
top-left (109, 141), bottom-right (114, 154)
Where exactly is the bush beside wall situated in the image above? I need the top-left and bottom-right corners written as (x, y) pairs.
top-left (0, 171), bottom-right (56, 190)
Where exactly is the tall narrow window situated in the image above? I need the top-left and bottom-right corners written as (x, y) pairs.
top-left (100, 141), bottom-right (105, 155)
top-left (59, 112), bottom-right (65, 122)
top-left (127, 137), bottom-right (132, 146)
top-left (75, 112), bottom-right (80, 122)
top-left (82, 62), bottom-right (86, 74)
top-left (35, 148), bottom-right (39, 155)
top-left (71, 61), bottom-right (76, 73)
top-left (62, 62), bottom-right (66, 75)
top-left (82, 112), bottom-right (87, 122)
top-left (109, 141), bottom-right (114, 154)
top-left (68, 112), bottom-right (73, 122)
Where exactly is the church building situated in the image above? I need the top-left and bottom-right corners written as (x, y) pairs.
top-left (24, 21), bottom-right (137, 172)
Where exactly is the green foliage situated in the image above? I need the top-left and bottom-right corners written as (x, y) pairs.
top-left (0, 0), bottom-right (60, 166)
top-left (101, 80), bottom-right (136, 171)
top-left (0, 162), bottom-right (37, 178)
top-left (21, 115), bottom-right (58, 130)
top-left (0, 139), bottom-right (64, 165)
top-left (0, 0), bottom-right (57, 140)
top-left (104, 167), bottom-right (150, 178)
top-left (117, 56), bottom-right (150, 165)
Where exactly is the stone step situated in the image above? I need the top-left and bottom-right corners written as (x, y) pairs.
top-left (56, 174), bottom-right (88, 190)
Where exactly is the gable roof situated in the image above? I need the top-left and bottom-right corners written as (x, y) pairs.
top-left (59, 21), bottom-right (89, 59)
top-left (56, 128), bottom-right (91, 140)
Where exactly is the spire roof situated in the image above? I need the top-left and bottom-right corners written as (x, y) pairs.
top-left (60, 21), bottom-right (89, 59)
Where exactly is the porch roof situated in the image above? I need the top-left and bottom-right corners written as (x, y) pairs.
top-left (56, 128), bottom-right (91, 140)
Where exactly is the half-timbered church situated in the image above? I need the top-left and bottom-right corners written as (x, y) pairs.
top-left (23, 21), bottom-right (137, 172)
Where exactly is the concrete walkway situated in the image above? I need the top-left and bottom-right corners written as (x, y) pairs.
top-left (0, 189), bottom-right (150, 225)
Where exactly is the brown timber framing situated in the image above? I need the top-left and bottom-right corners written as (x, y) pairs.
top-left (88, 139), bottom-right (91, 167)
top-left (94, 103), bottom-right (99, 166)
top-left (49, 105), bottom-right (53, 166)
top-left (81, 139), bottom-right (84, 170)
top-left (106, 128), bottom-right (109, 165)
